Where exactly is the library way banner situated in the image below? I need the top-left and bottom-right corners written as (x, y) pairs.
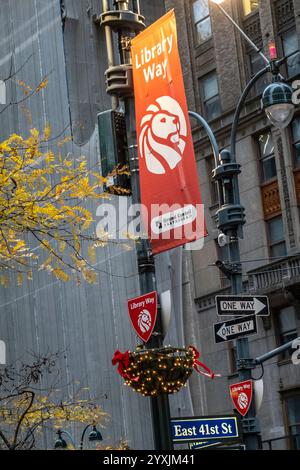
top-left (131, 9), bottom-right (206, 255)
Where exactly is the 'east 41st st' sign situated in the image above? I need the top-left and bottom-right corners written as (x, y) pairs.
top-left (170, 415), bottom-right (241, 444)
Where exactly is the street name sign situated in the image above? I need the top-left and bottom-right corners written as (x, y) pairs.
top-left (188, 442), bottom-right (246, 450)
top-left (216, 295), bottom-right (269, 317)
top-left (170, 415), bottom-right (241, 444)
top-left (188, 440), bottom-right (221, 450)
top-left (214, 315), bottom-right (258, 344)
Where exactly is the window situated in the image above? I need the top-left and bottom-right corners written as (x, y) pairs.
top-left (248, 52), bottom-right (270, 95)
top-left (277, 306), bottom-right (298, 359)
top-left (258, 132), bottom-right (277, 182)
top-left (284, 393), bottom-right (300, 449)
top-left (192, 0), bottom-right (212, 45)
top-left (267, 216), bottom-right (287, 258)
top-left (200, 72), bottom-right (221, 121)
top-left (242, 0), bottom-right (259, 16)
top-left (292, 117), bottom-right (300, 167)
top-left (281, 29), bottom-right (300, 78)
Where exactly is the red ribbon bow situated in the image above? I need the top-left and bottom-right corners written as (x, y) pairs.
top-left (189, 346), bottom-right (221, 379)
top-left (112, 350), bottom-right (139, 382)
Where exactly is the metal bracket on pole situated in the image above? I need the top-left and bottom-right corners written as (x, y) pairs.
top-left (237, 358), bottom-right (256, 371)
top-left (215, 260), bottom-right (242, 278)
top-left (242, 417), bottom-right (261, 435)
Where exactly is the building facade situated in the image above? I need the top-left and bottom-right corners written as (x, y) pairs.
top-left (166, 0), bottom-right (300, 449)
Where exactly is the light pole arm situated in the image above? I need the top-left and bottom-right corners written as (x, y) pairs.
top-left (255, 337), bottom-right (300, 365)
top-left (80, 424), bottom-right (91, 450)
top-left (214, 2), bottom-right (270, 65)
top-left (61, 430), bottom-right (76, 449)
top-left (189, 110), bottom-right (222, 207)
top-left (188, 110), bottom-right (220, 168)
top-left (230, 64), bottom-right (270, 162)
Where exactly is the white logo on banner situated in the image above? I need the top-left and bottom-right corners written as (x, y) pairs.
top-left (237, 392), bottom-right (249, 410)
top-left (138, 309), bottom-right (152, 333)
top-left (139, 96), bottom-right (187, 175)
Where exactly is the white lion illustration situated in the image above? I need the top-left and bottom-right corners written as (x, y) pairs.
top-left (237, 392), bottom-right (248, 410)
top-left (138, 309), bottom-right (152, 333)
top-left (139, 96), bottom-right (187, 175)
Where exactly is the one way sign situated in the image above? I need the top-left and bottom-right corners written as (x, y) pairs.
top-left (216, 295), bottom-right (269, 317)
top-left (214, 315), bottom-right (258, 343)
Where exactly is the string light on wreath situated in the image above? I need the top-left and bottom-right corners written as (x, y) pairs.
top-left (112, 346), bottom-right (221, 397)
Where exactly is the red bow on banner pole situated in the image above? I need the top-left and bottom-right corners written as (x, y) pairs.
top-left (189, 346), bottom-right (221, 379)
top-left (112, 350), bottom-right (139, 382)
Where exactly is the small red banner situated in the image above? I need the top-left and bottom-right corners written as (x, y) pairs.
top-left (127, 291), bottom-right (158, 343)
top-left (230, 380), bottom-right (253, 417)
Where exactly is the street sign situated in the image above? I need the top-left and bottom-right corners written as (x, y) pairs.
top-left (214, 315), bottom-right (258, 344)
top-left (127, 291), bottom-right (157, 343)
top-left (188, 442), bottom-right (246, 450)
top-left (188, 440), bottom-right (222, 450)
top-left (170, 415), bottom-right (241, 444)
top-left (229, 380), bottom-right (253, 417)
top-left (216, 295), bottom-right (269, 317)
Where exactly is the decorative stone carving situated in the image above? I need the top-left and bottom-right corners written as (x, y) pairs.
top-left (274, 0), bottom-right (295, 32)
top-left (261, 180), bottom-right (282, 219)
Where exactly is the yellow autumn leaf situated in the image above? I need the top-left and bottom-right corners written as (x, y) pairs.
top-left (53, 268), bottom-right (71, 282)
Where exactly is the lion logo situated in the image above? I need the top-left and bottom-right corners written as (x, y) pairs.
top-left (139, 96), bottom-right (187, 175)
top-left (237, 392), bottom-right (249, 410)
top-left (138, 309), bottom-right (152, 333)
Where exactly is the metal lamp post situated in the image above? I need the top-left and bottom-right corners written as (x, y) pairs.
top-left (189, 54), bottom-right (295, 449)
top-left (97, 0), bottom-right (173, 451)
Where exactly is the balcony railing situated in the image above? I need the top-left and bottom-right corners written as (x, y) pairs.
top-left (248, 254), bottom-right (300, 293)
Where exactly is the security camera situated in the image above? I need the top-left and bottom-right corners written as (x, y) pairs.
top-left (218, 232), bottom-right (229, 247)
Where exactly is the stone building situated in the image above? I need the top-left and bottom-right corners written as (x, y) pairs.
top-left (166, 0), bottom-right (300, 450)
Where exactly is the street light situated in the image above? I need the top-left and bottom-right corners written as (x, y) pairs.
top-left (54, 430), bottom-right (69, 449)
top-left (262, 81), bottom-right (295, 129)
top-left (189, 0), bottom-right (296, 452)
top-left (54, 424), bottom-right (103, 450)
top-left (80, 424), bottom-right (103, 450)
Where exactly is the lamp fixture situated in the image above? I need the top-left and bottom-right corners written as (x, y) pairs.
top-left (262, 81), bottom-right (295, 129)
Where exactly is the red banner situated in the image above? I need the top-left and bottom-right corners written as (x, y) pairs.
top-left (230, 380), bottom-right (253, 417)
top-left (131, 10), bottom-right (205, 254)
top-left (128, 291), bottom-right (157, 343)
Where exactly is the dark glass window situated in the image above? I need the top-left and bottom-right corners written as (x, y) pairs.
top-left (200, 72), bottom-right (221, 121)
top-left (292, 117), bottom-right (300, 168)
top-left (285, 394), bottom-right (300, 449)
top-left (278, 306), bottom-right (298, 355)
top-left (258, 132), bottom-right (277, 182)
top-left (281, 29), bottom-right (300, 78)
top-left (248, 52), bottom-right (270, 95)
top-left (267, 216), bottom-right (287, 258)
top-left (229, 344), bottom-right (237, 375)
top-left (192, 0), bottom-right (212, 45)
